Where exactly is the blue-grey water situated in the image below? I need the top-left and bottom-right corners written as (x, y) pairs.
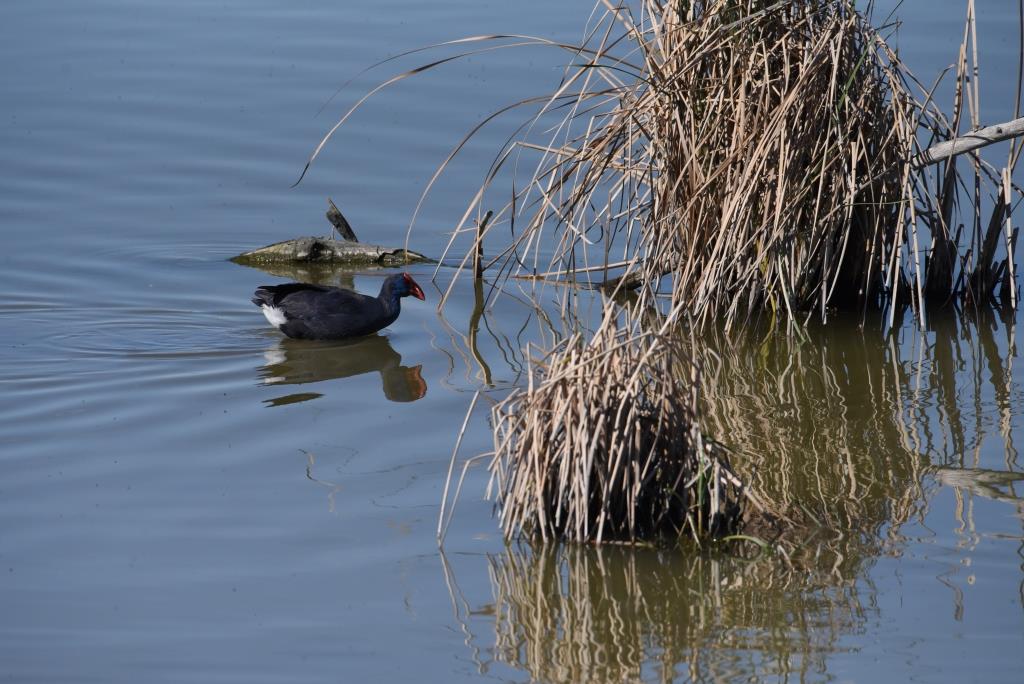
top-left (1, 1), bottom-right (1023, 682)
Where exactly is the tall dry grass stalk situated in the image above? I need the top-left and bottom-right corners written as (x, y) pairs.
top-left (486, 310), bottom-right (756, 543)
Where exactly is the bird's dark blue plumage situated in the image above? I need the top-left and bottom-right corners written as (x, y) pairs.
top-left (252, 273), bottom-right (425, 340)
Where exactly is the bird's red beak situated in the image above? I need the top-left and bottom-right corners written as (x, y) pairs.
top-left (404, 273), bottom-right (426, 301)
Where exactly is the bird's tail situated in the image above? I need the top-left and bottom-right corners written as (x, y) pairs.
top-left (251, 286), bottom-right (276, 308)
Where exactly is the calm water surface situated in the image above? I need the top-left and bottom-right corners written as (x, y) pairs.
top-left (1, 1), bottom-right (1023, 682)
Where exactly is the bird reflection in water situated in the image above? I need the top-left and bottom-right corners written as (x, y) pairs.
top-left (260, 335), bottom-right (427, 406)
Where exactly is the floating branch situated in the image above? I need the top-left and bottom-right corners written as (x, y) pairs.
top-left (914, 116), bottom-right (1024, 167)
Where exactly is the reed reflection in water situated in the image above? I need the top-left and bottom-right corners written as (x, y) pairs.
top-left (694, 309), bottom-right (1021, 545)
top-left (438, 305), bottom-right (1022, 682)
top-left (442, 542), bottom-right (871, 683)
top-left (259, 335), bottom-right (427, 406)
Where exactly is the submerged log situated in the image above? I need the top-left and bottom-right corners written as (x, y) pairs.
top-left (231, 236), bottom-right (431, 267)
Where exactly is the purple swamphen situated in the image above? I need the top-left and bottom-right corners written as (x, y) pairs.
top-left (252, 272), bottom-right (426, 340)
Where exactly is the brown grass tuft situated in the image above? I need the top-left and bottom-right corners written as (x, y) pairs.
top-left (486, 311), bottom-right (753, 543)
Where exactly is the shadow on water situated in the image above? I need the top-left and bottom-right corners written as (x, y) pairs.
top-left (259, 335), bottom-right (427, 406)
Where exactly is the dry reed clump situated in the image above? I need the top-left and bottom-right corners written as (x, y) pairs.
top-left (486, 314), bottom-right (752, 543)
top-left (634, 0), bottom-right (921, 322)
top-left (423, 0), bottom-right (1018, 328)
top-left (298, 1), bottom-right (1021, 322)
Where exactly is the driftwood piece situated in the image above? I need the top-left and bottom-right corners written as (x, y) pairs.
top-left (231, 236), bottom-right (431, 267)
top-left (914, 116), bottom-right (1024, 167)
top-left (326, 198), bottom-right (359, 242)
top-left (234, 196), bottom-right (431, 267)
